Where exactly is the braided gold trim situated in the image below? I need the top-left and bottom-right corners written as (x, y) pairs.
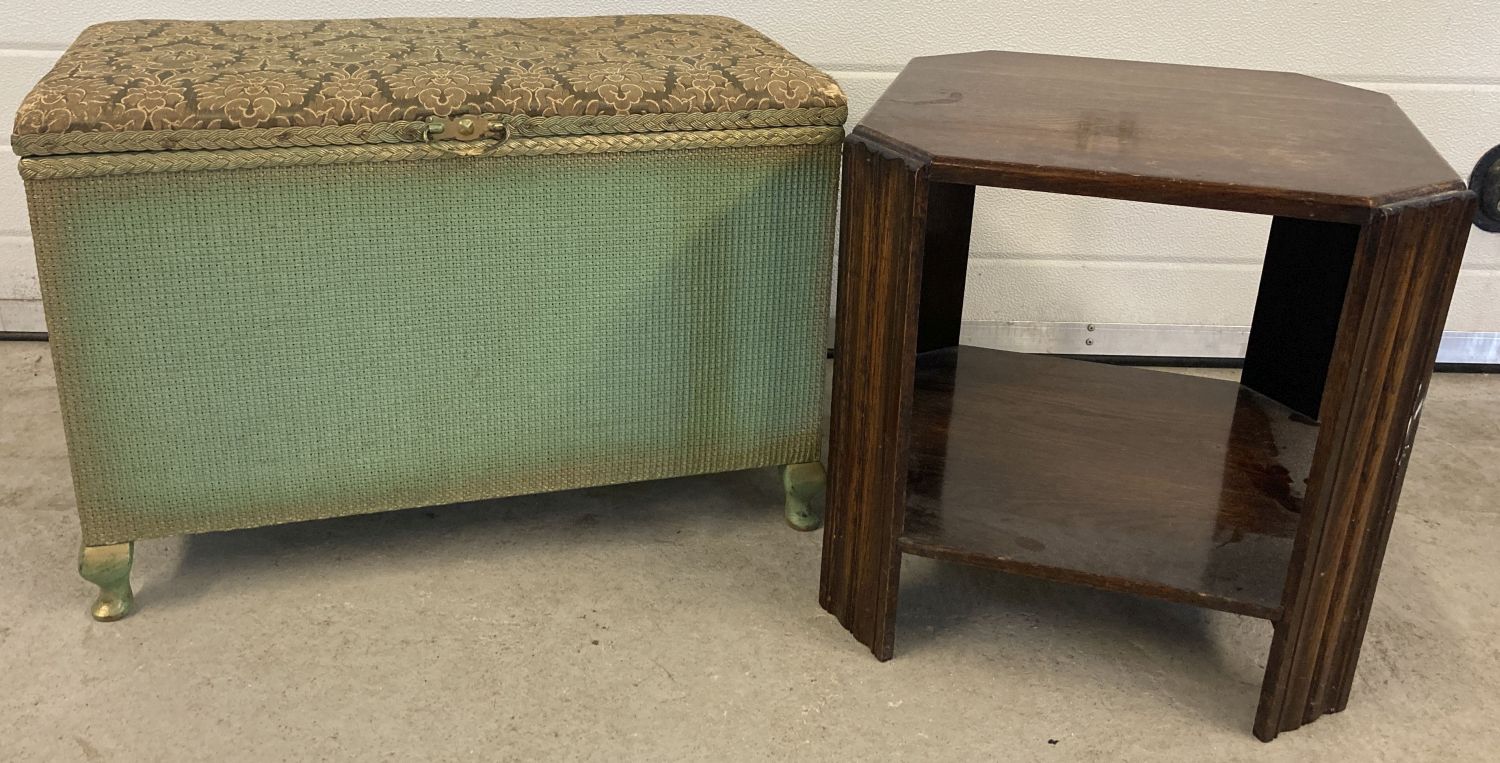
top-left (10, 106), bottom-right (847, 157)
top-left (17, 126), bottom-right (845, 180)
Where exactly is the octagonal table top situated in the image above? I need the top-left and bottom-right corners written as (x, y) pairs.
top-left (856, 51), bottom-right (1466, 221)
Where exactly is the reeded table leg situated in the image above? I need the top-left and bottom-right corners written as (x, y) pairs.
top-left (1252, 196), bottom-right (1475, 741)
top-left (783, 462), bottom-right (827, 531)
top-left (79, 542), bottom-right (135, 622)
top-left (819, 138), bottom-right (934, 659)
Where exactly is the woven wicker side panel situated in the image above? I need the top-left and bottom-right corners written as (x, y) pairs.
top-left (27, 143), bottom-right (838, 545)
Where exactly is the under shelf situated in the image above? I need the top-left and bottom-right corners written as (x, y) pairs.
top-left (900, 346), bottom-right (1318, 620)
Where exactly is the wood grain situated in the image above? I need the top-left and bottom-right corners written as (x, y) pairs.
top-left (858, 51), bottom-right (1465, 222)
top-left (1254, 192), bottom-right (1475, 740)
top-left (818, 138), bottom-right (928, 660)
top-left (822, 51), bottom-right (1477, 740)
top-left (903, 347), bottom-right (1311, 619)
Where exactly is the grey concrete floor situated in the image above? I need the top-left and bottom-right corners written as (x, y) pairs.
top-left (1, 340), bottom-right (1496, 761)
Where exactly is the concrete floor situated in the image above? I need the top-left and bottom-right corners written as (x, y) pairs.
top-left (1, 340), bottom-right (1496, 761)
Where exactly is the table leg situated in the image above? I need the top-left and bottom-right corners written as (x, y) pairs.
top-left (1241, 216), bottom-right (1361, 419)
top-left (1253, 195), bottom-right (1474, 741)
top-left (916, 182), bottom-right (977, 353)
top-left (819, 138), bottom-right (932, 660)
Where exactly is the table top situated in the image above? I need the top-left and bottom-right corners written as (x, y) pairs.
top-left (857, 51), bottom-right (1466, 221)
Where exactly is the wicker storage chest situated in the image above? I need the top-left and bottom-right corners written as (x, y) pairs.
top-left (13, 16), bottom-right (844, 620)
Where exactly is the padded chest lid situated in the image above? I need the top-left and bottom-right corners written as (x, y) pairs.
top-left (12, 15), bottom-right (846, 156)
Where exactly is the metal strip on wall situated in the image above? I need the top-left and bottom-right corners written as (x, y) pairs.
top-left (958, 321), bottom-right (1500, 365)
top-left (8, 319), bottom-right (1499, 365)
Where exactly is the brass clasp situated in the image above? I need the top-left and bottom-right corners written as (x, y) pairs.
top-left (427, 115), bottom-right (491, 142)
top-left (418, 115), bottom-right (512, 156)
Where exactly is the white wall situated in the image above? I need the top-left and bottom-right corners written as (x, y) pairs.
top-left (3, 1), bottom-right (1498, 340)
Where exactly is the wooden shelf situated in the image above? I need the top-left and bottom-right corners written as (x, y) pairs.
top-left (900, 347), bottom-right (1318, 620)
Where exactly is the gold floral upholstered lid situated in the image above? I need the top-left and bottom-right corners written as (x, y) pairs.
top-left (11, 15), bottom-right (846, 158)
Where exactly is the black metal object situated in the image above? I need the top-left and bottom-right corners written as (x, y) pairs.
top-left (1471, 143), bottom-right (1500, 233)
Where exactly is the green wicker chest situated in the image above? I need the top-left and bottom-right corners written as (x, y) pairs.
top-left (13, 15), bottom-right (843, 620)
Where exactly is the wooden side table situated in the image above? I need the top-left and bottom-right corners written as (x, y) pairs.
top-left (819, 51), bottom-right (1476, 741)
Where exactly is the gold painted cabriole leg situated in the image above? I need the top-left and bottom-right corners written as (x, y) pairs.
top-left (79, 542), bottom-right (134, 622)
top-left (783, 461), bottom-right (826, 531)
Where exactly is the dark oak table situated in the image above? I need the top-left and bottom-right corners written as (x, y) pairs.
top-left (819, 51), bottom-right (1476, 741)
